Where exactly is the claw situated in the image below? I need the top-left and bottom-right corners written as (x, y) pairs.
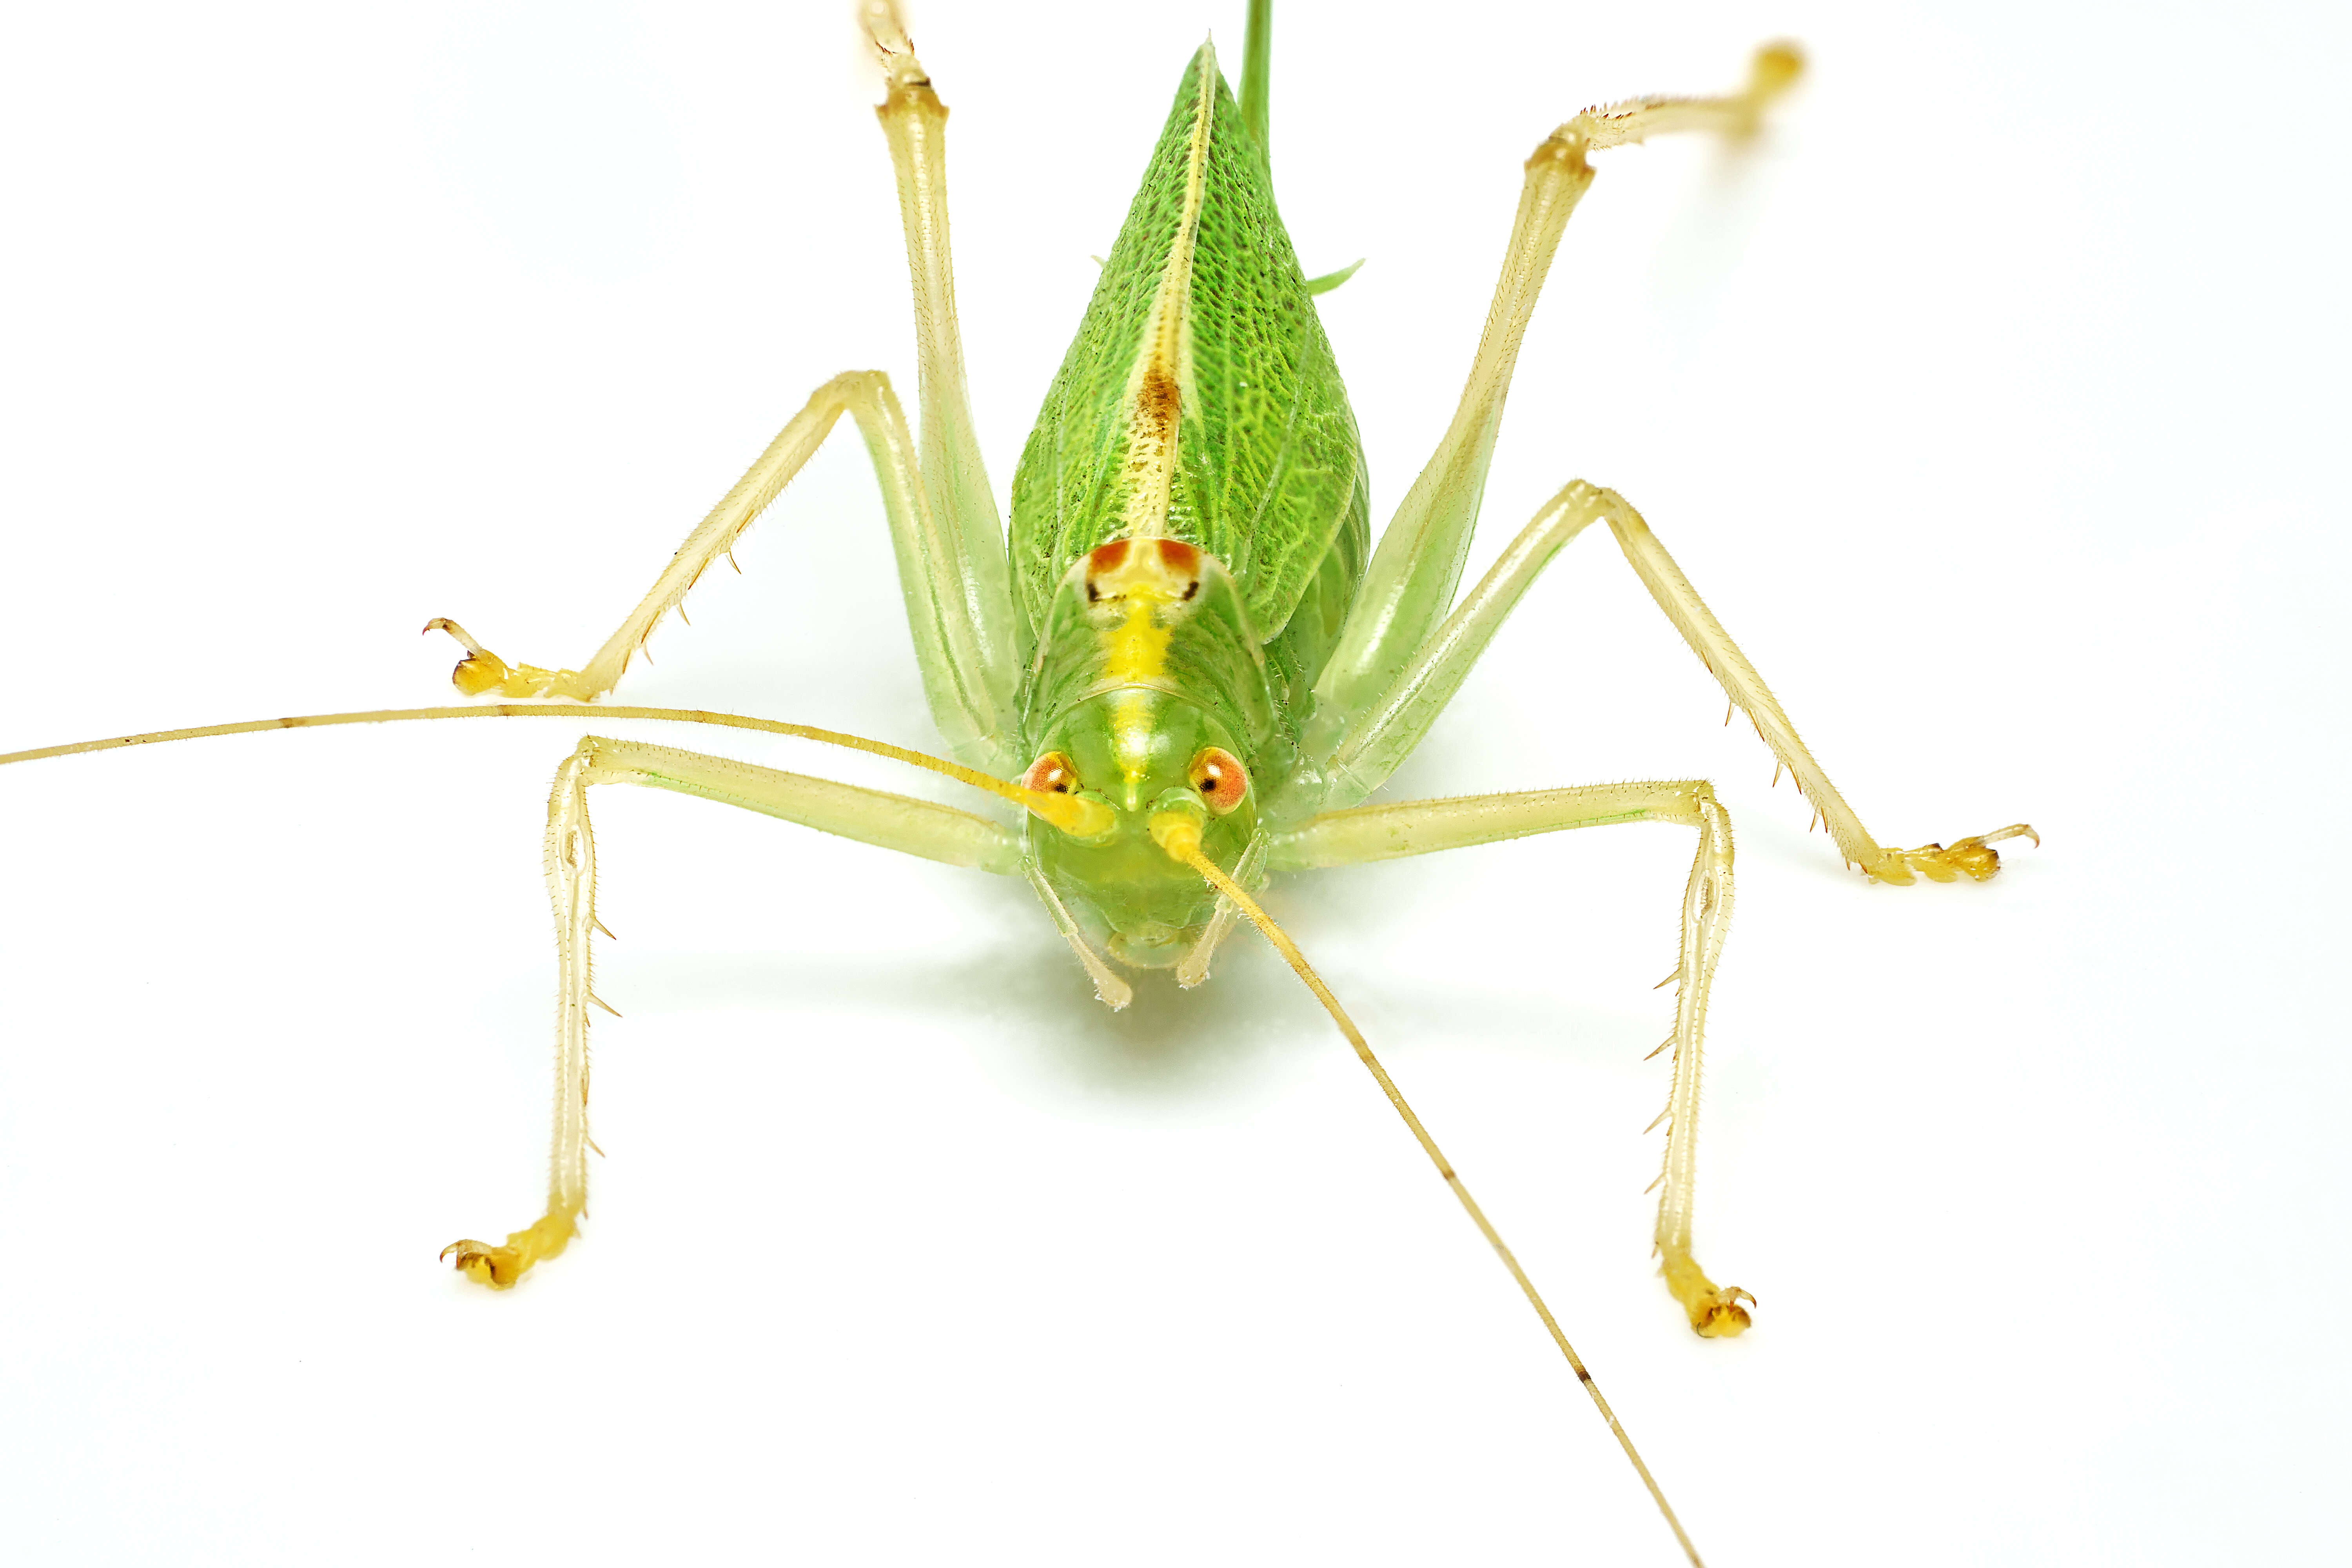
top-left (1869, 822), bottom-right (2038, 885)
top-left (441, 1210), bottom-right (579, 1289)
top-left (422, 617), bottom-right (585, 699)
top-left (447, 651), bottom-right (519, 697)
top-left (1662, 1251), bottom-right (1755, 1338)
top-left (440, 1238), bottom-right (524, 1289)
top-left (1689, 1285), bottom-right (1756, 1338)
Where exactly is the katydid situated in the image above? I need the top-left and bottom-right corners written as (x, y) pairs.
top-left (0, 3), bottom-right (2032, 1561)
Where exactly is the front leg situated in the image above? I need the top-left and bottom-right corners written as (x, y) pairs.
top-left (442, 733), bottom-right (1022, 1289)
top-left (1273, 782), bottom-right (1753, 1336)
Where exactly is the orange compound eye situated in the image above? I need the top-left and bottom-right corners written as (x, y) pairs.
top-left (1188, 747), bottom-right (1249, 815)
top-left (1020, 752), bottom-right (1079, 795)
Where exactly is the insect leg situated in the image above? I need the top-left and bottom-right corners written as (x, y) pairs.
top-left (1309, 45), bottom-right (1804, 744)
top-left (431, 7), bottom-right (1022, 765)
top-left (864, 1), bottom-right (1016, 655)
top-left (1313, 479), bottom-right (2034, 882)
top-left (1269, 781), bottom-right (1752, 1337)
top-left (440, 734), bottom-right (1022, 1289)
top-left (426, 368), bottom-right (1020, 773)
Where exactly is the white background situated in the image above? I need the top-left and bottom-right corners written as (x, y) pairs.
top-left (2, 2), bottom-right (2345, 1563)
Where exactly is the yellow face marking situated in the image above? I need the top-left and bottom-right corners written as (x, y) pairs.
top-left (1104, 601), bottom-right (1172, 800)
top-left (1102, 597), bottom-right (1173, 686)
top-left (1087, 539), bottom-right (1199, 699)
top-left (1111, 687), bottom-right (1156, 798)
top-left (1083, 539), bottom-right (1206, 799)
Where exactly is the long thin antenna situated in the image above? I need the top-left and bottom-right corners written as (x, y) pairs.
top-left (1152, 813), bottom-right (1706, 1568)
top-left (0, 702), bottom-right (1111, 837)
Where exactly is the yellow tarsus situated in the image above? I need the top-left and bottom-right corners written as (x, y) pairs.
top-left (1868, 823), bottom-right (2039, 886)
top-left (440, 1209), bottom-right (579, 1290)
top-left (1662, 1251), bottom-right (1757, 1339)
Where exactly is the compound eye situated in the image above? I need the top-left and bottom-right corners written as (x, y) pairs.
top-left (1021, 751), bottom-right (1079, 795)
top-left (1188, 747), bottom-right (1249, 815)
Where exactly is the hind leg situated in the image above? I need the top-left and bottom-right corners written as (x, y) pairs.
top-left (1312, 45), bottom-right (1806, 730)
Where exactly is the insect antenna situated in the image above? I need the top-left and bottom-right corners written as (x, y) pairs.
top-left (0, 702), bottom-right (1114, 838)
top-left (1147, 812), bottom-right (1710, 1568)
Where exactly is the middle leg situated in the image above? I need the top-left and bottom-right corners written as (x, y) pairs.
top-left (427, 367), bottom-right (1018, 773)
top-left (1310, 478), bottom-right (2034, 883)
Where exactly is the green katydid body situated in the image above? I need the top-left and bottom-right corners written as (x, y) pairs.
top-left (1012, 40), bottom-right (1366, 969)
top-left (0, 10), bottom-right (2041, 1552)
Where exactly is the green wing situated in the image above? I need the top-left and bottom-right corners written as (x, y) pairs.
top-left (1007, 41), bottom-right (1367, 701)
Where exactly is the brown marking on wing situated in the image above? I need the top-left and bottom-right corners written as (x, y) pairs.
top-left (1135, 364), bottom-right (1181, 432)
